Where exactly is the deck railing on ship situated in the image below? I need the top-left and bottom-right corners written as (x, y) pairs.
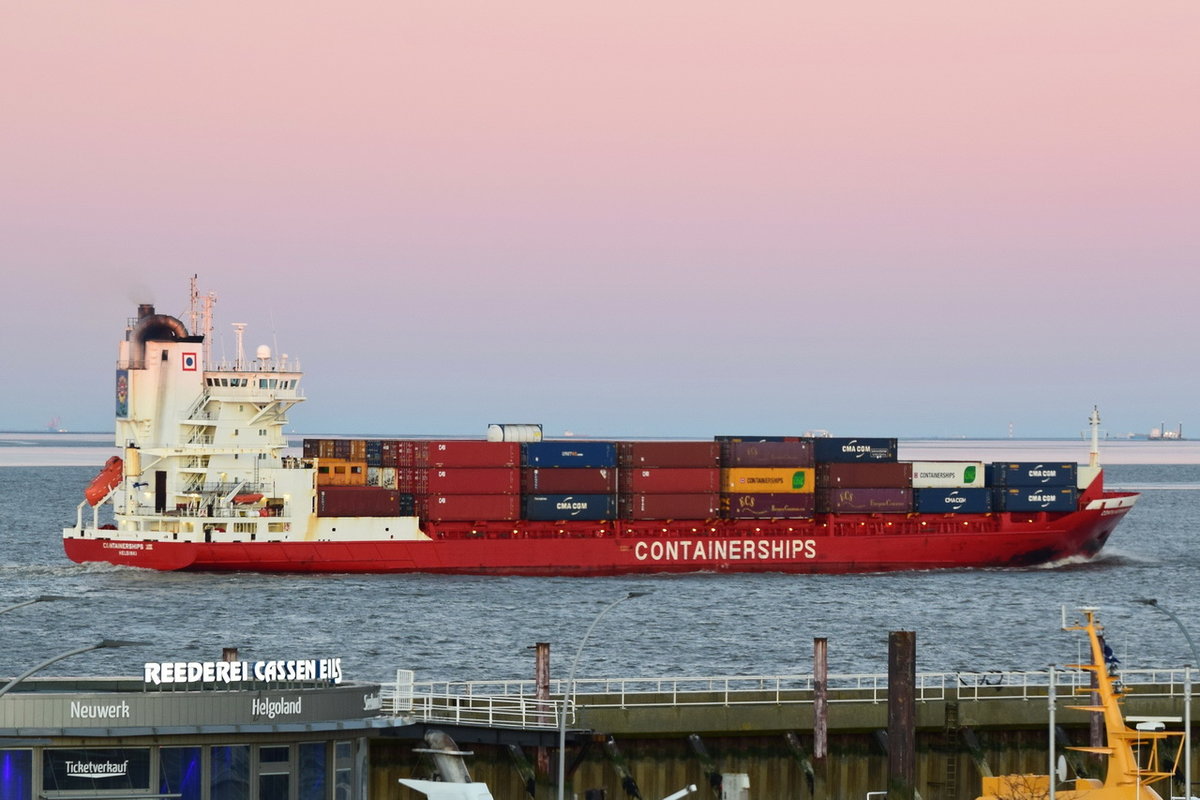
top-left (380, 667), bottom-right (1196, 729)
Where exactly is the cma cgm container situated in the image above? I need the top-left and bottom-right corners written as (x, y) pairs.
top-left (910, 461), bottom-right (985, 489)
top-left (990, 462), bottom-right (1078, 487)
top-left (418, 494), bottom-right (521, 522)
top-left (523, 442), bottom-right (618, 469)
top-left (816, 462), bottom-right (912, 489)
top-left (913, 488), bottom-right (992, 514)
top-left (421, 441), bottom-right (521, 469)
top-left (817, 487), bottom-right (913, 513)
top-left (723, 440), bottom-right (815, 468)
top-left (317, 486), bottom-right (403, 517)
top-left (812, 438), bottom-right (898, 463)
top-left (524, 494), bottom-right (616, 521)
top-left (620, 493), bottom-right (720, 520)
top-left (722, 493), bottom-right (816, 519)
top-left (994, 487), bottom-right (1078, 512)
top-left (722, 468), bottom-right (814, 494)
top-left (523, 468), bottom-right (617, 494)
top-left (618, 441), bottom-right (720, 468)
top-left (620, 468), bottom-right (721, 494)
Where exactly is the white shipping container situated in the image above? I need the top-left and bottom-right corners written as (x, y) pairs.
top-left (366, 466), bottom-right (398, 489)
top-left (909, 461), bottom-right (985, 488)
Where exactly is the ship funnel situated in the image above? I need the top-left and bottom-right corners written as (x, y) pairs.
top-left (138, 303), bottom-right (155, 319)
top-left (128, 309), bottom-right (190, 369)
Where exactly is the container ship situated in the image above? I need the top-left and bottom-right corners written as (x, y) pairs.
top-left (63, 285), bottom-right (1139, 574)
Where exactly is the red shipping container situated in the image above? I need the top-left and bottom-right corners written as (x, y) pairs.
top-left (721, 493), bottom-right (816, 519)
top-left (618, 441), bottom-right (721, 468)
top-left (619, 493), bottom-right (720, 520)
top-left (317, 486), bottom-right (402, 517)
top-left (523, 468), bottom-right (617, 494)
top-left (724, 440), bottom-right (814, 468)
top-left (417, 493), bottom-right (521, 522)
top-left (420, 441), bottom-right (521, 468)
top-left (816, 462), bottom-right (913, 489)
top-left (396, 468), bottom-right (428, 494)
top-left (815, 488), bottom-right (913, 513)
top-left (620, 467), bottom-right (721, 494)
top-left (425, 467), bottom-right (520, 495)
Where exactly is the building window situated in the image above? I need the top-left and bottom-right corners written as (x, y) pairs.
top-left (334, 741), bottom-right (353, 800)
top-left (159, 746), bottom-right (202, 800)
top-left (299, 742), bottom-right (327, 800)
top-left (211, 745), bottom-right (250, 800)
top-left (259, 745), bottom-right (291, 800)
top-left (0, 750), bottom-right (32, 800)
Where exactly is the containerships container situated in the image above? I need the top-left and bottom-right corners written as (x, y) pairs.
top-left (812, 438), bottom-right (898, 463)
top-left (721, 493), bottom-right (816, 519)
top-left (722, 468), bottom-right (814, 494)
top-left (523, 442), bottom-right (618, 469)
top-left (816, 462), bottom-right (913, 488)
top-left (909, 461), bottom-right (985, 489)
top-left (523, 494), bottom-right (616, 521)
top-left (989, 463), bottom-right (1078, 487)
top-left (913, 488), bottom-right (992, 514)
top-left (994, 487), bottom-right (1078, 512)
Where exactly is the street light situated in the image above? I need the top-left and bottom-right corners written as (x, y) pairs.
top-left (0, 639), bottom-right (148, 698)
top-left (1134, 598), bottom-right (1200, 668)
top-left (557, 591), bottom-right (651, 800)
top-left (0, 595), bottom-right (71, 616)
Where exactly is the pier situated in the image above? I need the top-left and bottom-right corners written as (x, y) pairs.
top-left (378, 667), bottom-right (1198, 799)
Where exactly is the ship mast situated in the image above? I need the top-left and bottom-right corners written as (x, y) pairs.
top-left (1089, 406), bottom-right (1101, 469)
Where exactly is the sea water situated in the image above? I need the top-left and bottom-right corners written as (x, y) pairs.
top-left (2, 434), bottom-right (1199, 685)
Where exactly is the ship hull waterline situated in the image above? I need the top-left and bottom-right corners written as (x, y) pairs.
top-left (63, 497), bottom-right (1135, 575)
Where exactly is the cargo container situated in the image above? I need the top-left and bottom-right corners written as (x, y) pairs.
top-left (523, 467), bottom-right (617, 494)
top-left (619, 493), bottom-right (721, 520)
top-left (816, 462), bottom-right (913, 489)
top-left (317, 486), bottom-right (403, 517)
top-left (721, 493), bottom-right (816, 519)
top-left (909, 461), bottom-right (985, 489)
top-left (618, 441), bottom-right (721, 468)
top-left (989, 462), bottom-right (1078, 487)
top-left (366, 439), bottom-right (384, 466)
top-left (523, 441), bottom-right (618, 469)
top-left (724, 440), bottom-right (815, 468)
top-left (816, 488), bottom-right (913, 513)
top-left (620, 467), bottom-right (721, 494)
top-left (994, 487), bottom-right (1078, 512)
top-left (721, 468), bottom-right (815, 494)
top-left (523, 494), bottom-right (617, 521)
top-left (417, 494), bottom-right (521, 522)
top-left (425, 467), bottom-right (521, 495)
top-left (913, 488), bottom-right (992, 514)
top-left (366, 466), bottom-right (398, 489)
top-left (420, 440), bottom-right (522, 468)
top-left (302, 439), bottom-right (338, 459)
top-left (333, 439), bottom-right (352, 459)
top-left (315, 459), bottom-right (367, 487)
top-left (812, 437), bottom-right (898, 463)
top-left (486, 423), bottom-right (543, 442)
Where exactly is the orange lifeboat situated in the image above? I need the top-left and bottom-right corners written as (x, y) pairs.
top-left (233, 493), bottom-right (264, 504)
top-left (84, 456), bottom-right (123, 506)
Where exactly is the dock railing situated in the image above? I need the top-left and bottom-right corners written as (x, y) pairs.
top-left (380, 667), bottom-right (1195, 729)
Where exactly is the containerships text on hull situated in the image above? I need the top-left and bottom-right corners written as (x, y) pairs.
top-left (63, 284), bottom-right (1139, 575)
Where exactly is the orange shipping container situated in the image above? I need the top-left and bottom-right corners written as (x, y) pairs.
top-left (315, 458), bottom-right (367, 487)
top-left (721, 468), bottom-right (814, 494)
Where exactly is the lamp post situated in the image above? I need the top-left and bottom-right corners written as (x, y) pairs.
top-left (0, 640), bottom-right (148, 699)
top-left (1135, 598), bottom-right (1196, 800)
top-left (557, 591), bottom-right (650, 800)
top-left (0, 595), bottom-right (71, 616)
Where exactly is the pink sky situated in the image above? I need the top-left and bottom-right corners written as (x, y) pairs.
top-left (2, 2), bottom-right (1197, 437)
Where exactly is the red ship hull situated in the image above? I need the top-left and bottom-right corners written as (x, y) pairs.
top-left (62, 489), bottom-right (1136, 575)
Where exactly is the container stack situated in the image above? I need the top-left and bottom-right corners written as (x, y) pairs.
top-left (990, 462), bottom-right (1079, 512)
top-left (617, 441), bottom-right (721, 520)
top-left (910, 461), bottom-right (990, 513)
top-left (410, 441), bottom-right (522, 522)
top-left (521, 441), bottom-right (618, 521)
top-left (717, 439), bottom-right (816, 519)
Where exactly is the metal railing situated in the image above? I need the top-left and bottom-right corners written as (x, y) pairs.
top-left (381, 668), bottom-right (1196, 727)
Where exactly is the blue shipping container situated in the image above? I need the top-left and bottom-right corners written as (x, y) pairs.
top-left (812, 437), bottom-right (898, 463)
top-left (994, 487), bottom-right (1078, 512)
top-left (523, 493), bottom-right (616, 521)
top-left (365, 439), bottom-right (384, 466)
top-left (522, 441), bottom-right (618, 469)
top-left (989, 462), bottom-right (1078, 487)
top-left (914, 488), bottom-right (992, 514)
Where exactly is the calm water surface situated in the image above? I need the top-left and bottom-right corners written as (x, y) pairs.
top-left (2, 436), bottom-right (1198, 685)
